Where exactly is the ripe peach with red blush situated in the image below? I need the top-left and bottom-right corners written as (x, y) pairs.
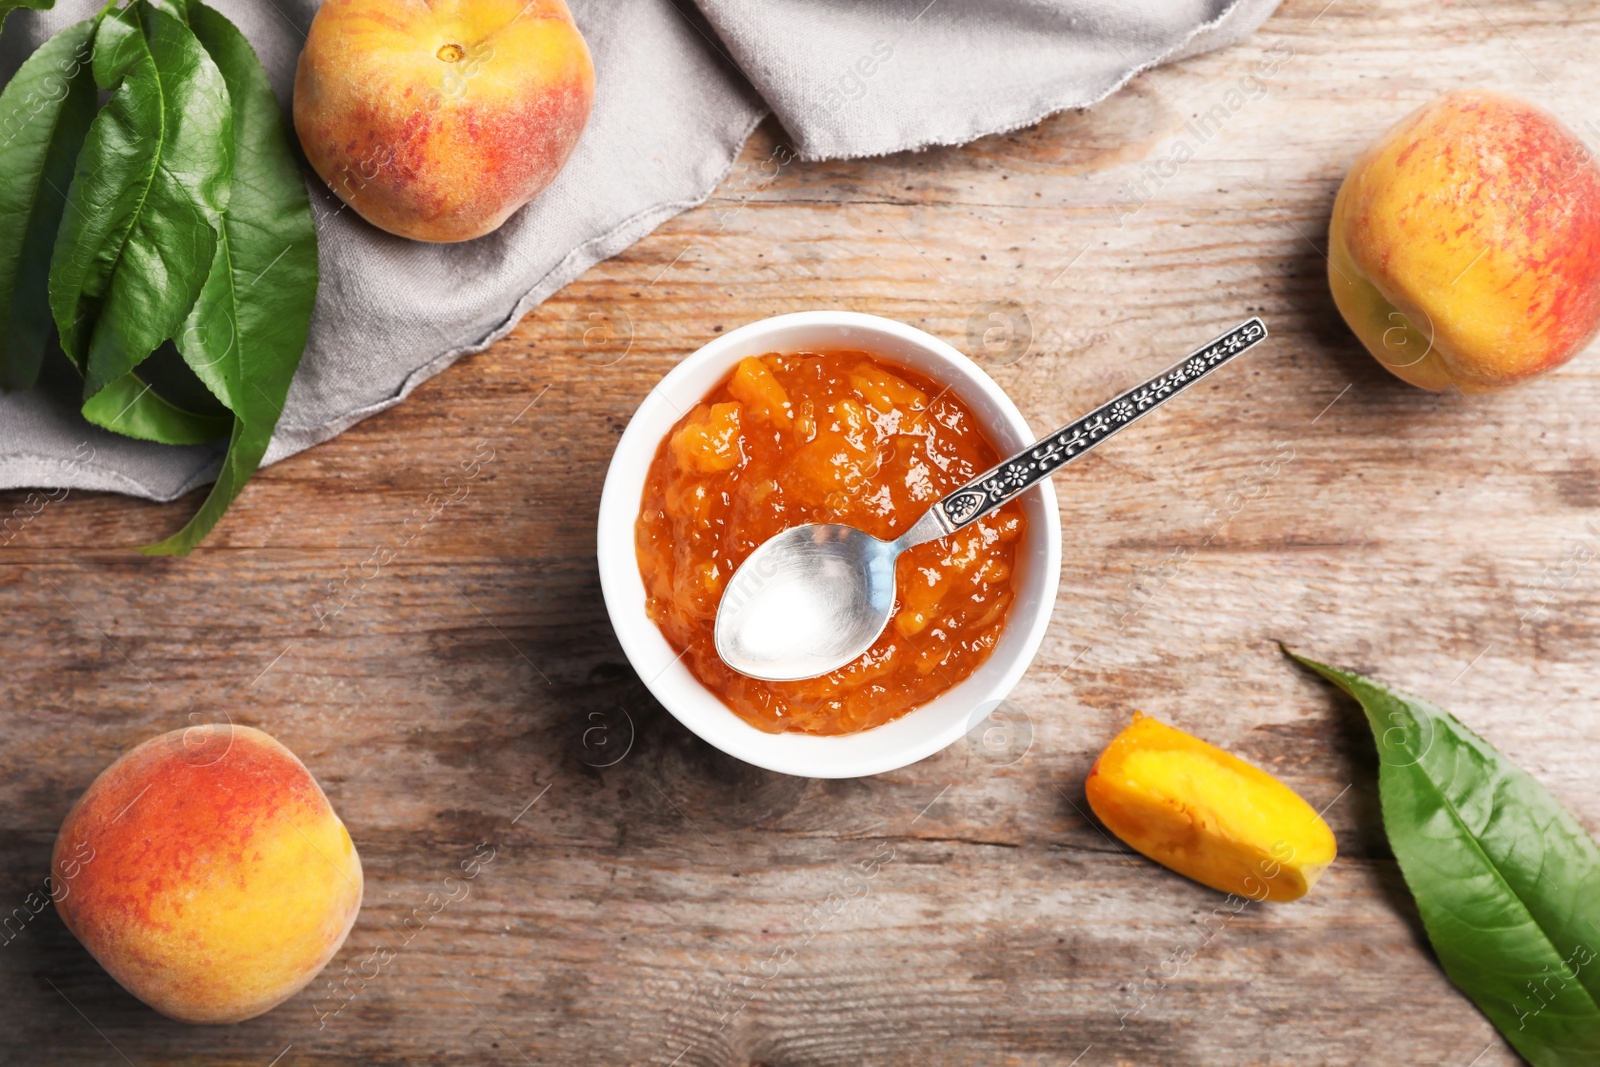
top-left (294, 0), bottom-right (595, 242)
top-left (1329, 90), bottom-right (1600, 391)
top-left (52, 725), bottom-right (362, 1024)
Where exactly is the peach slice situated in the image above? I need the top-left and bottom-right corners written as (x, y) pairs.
top-left (1086, 712), bottom-right (1336, 902)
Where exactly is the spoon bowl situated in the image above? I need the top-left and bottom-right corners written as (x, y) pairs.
top-left (714, 523), bottom-right (899, 682)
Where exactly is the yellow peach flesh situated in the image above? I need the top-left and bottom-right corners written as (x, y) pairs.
top-left (1087, 713), bottom-right (1336, 902)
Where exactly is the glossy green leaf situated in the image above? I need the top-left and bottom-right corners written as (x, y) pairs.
top-left (0, 18), bottom-right (96, 390)
top-left (1290, 651), bottom-right (1600, 1067)
top-left (81, 369), bottom-right (231, 443)
top-left (47, 1), bottom-right (232, 406)
top-left (144, 0), bottom-right (317, 555)
top-left (75, 336), bottom-right (232, 443)
top-left (142, 0), bottom-right (188, 22)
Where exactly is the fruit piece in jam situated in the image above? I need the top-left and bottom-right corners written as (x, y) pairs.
top-left (635, 350), bottom-right (1025, 735)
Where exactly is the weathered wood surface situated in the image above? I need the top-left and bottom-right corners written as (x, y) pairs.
top-left (3, 0), bottom-right (1598, 1062)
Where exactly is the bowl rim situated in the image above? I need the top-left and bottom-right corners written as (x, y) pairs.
top-left (596, 310), bottom-right (1062, 778)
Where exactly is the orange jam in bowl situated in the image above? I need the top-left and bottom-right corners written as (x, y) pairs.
top-left (635, 350), bottom-right (1025, 736)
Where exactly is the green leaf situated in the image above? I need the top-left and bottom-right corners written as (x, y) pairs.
top-left (1289, 650), bottom-right (1600, 1067)
top-left (81, 369), bottom-right (231, 443)
top-left (47, 1), bottom-right (232, 406)
top-left (142, 0), bottom-right (188, 22)
top-left (144, 0), bottom-right (317, 555)
top-left (0, 18), bottom-right (96, 390)
top-left (0, 0), bottom-right (56, 34)
top-left (75, 336), bottom-right (231, 443)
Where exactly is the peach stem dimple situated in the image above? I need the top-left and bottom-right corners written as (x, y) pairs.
top-left (436, 43), bottom-right (465, 62)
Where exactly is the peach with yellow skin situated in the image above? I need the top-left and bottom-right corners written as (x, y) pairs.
top-left (1329, 90), bottom-right (1600, 391)
top-left (1086, 713), bottom-right (1336, 902)
top-left (294, 0), bottom-right (594, 242)
top-left (52, 725), bottom-right (362, 1024)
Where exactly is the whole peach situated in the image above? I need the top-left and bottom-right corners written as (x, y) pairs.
top-left (1328, 90), bottom-right (1600, 391)
top-left (52, 725), bottom-right (362, 1024)
top-left (293, 0), bottom-right (594, 242)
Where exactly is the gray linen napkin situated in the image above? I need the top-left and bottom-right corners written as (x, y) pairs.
top-left (0, 0), bottom-right (1277, 502)
top-left (694, 0), bottom-right (1281, 160)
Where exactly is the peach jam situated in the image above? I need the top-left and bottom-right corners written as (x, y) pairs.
top-left (635, 350), bottom-right (1025, 735)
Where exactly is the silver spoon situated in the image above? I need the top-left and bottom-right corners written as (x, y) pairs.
top-left (713, 317), bottom-right (1269, 682)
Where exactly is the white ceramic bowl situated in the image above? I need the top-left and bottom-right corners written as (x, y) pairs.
top-left (596, 311), bottom-right (1062, 778)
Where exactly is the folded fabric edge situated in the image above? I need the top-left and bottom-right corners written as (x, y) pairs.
top-left (0, 450), bottom-right (220, 502)
top-left (0, 441), bottom-right (222, 502)
top-left (788, 0), bottom-right (1281, 161)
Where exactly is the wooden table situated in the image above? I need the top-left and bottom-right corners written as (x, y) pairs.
top-left (4, 0), bottom-right (1596, 1062)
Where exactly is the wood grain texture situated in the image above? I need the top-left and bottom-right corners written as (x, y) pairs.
top-left (3, 0), bottom-right (1599, 1062)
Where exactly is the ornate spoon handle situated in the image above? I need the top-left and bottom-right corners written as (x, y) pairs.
top-left (900, 318), bottom-right (1268, 547)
